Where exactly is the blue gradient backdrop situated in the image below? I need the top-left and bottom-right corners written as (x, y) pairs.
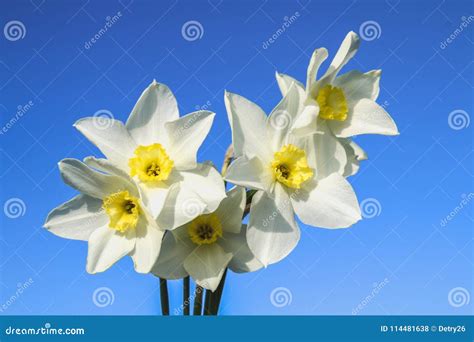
top-left (0, 0), bottom-right (472, 315)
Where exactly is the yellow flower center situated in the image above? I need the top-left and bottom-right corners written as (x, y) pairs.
top-left (102, 190), bottom-right (140, 233)
top-left (271, 144), bottom-right (313, 189)
top-left (128, 143), bottom-right (174, 183)
top-left (316, 84), bottom-right (348, 121)
top-left (187, 213), bottom-right (223, 245)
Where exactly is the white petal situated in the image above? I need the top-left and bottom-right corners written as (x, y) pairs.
top-left (157, 164), bottom-right (225, 229)
top-left (74, 117), bottom-right (136, 170)
top-left (84, 157), bottom-right (137, 190)
top-left (275, 72), bottom-right (304, 96)
top-left (184, 244), bottom-right (232, 292)
top-left (329, 98), bottom-right (399, 137)
top-left (291, 99), bottom-right (320, 137)
top-left (334, 70), bottom-right (381, 103)
top-left (44, 195), bottom-right (107, 241)
top-left (86, 225), bottom-right (135, 274)
top-left (306, 47), bottom-right (329, 91)
top-left (59, 159), bottom-right (135, 199)
top-left (152, 230), bottom-right (193, 279)
top-left (130, 212), bottom-right (165, 273)
top-left (220, 224), bottom-right (263, 273)
top-left (165, 111), bottom-right (215, 170)
top-left (125, 80), bottom-right (179, 147)
top-left (225, 156), bottom-right (273, 192)
top-left (321, 31), bottom-right (360, 83)
top-left (305, 122), bottom-right (347, 179)
top-left (138, 182), bottom-right (170, 219)
top-left (266, 84), bottom-right (304, 151)
top-left (215, 186), bottom-right (245, 234)
top-left (247, 186), bottom-right (300, 266)
top-left (340, 139), bottom-right (368, 177)
top-left (291, 173), bottom-right (361, 229)
top-left (224, 91), bottom-right (273, 162)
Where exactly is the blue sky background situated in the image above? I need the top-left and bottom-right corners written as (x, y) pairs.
top-left (0, 0), bottom-right (472, 315)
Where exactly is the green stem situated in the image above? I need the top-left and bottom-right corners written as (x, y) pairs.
top-left (193, 285), bottom-right (204, 315)
top-left (210, 268), bottom-right (228, 315)
top-left (159, 278), bottom-right (169, 316)
top-left (183, 276), bottom-right (190, 315)
top-left (203, 289), bottom-right (212, 315)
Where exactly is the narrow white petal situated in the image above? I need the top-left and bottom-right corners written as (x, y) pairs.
top-left (165, 111), bottom-right (215, 170)
top-left (340, 139), bottom-right (368, 177)
top-left (329, 98), bottom-right (399, 137)
top-left (275, 72), bottom-right (304, 96)
top-left (220, 224), bottom-right (263, 273)
top-left (224, 91), bottom-right (273, 162)
top-left (74, 117), bottom-right (136, 170)
top-left (225, 156), bottom-right (273, 192)
top-left (215, 186), bottom-right (245, 234)
top-left (86, 225), bottom-right (135, 274)
top-left (125, 80), bottom-right (179, 147)
top-left (130, 212), bottom-right (165, 273)
top-left (291, 99), bottom-right (320, 137)
top-left (184, 244), bottom-right (232, 292)
top-left (84, 157), bottom-right (137, 190)
top-left (152, 230), bottom-right (193, 279)
top-left (247, 186), bottom-right (300, 266)
top-left (306, 47), bottom-right (329, 91)
top-left (44, 195), bottom-right (107, 241)
top-left (59, 159), bottom-right (135, 199)
top-left (266, 84), bottom-right (304, 151)
top-left (305, 123), bottom-right (347, 179)
top-left (291, 173), bottom-right (361, 229)
top-left (334, 70), bottom-right (381, 103)
top-left (321, 31), bottom-right (360, 83)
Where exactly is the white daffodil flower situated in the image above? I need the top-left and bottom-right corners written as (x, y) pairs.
top-left (224, 85), bottom-right (362, 266)
top-left (44, 158), bottom-right (164, 274)
top-left (152, 186), bottom-right (263, 291)
top-left (276, 31), bottom-right (398, 139)
top-left (74, 80), bottom-right (226, 230)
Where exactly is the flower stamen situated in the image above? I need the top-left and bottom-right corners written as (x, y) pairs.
top-left (129, 143), bottom-right (174, 183)
top-left (316, 84), bottom-right (349, 121)
top-left (187, 213), bottom-right (223, 245)
top-left (102, 190), bottom-right (140, 233)
top-left (271, 144), bottom-right (313, 189)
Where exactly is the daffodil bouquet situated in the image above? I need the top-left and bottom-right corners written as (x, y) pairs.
top-left (44, 32), bottom-right (398, 315)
